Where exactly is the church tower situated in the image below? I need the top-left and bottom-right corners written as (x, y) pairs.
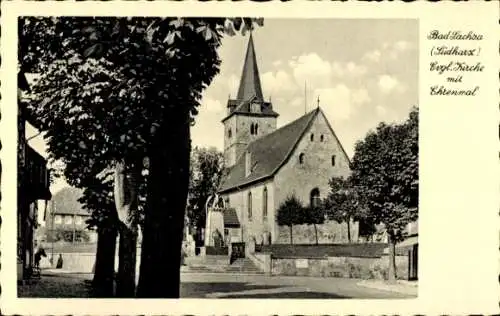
top-left (222, 33), bottom-right (279, 168)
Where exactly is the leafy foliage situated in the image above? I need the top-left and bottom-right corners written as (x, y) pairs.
top-left (302, 204), bottom-right (325, 245)
top-left (187, 146), bottom-right (224, 240)
top-left (48, 228), bottom-right (91, 243)
top-left (303, 204), bottom-right (325, 226)
top-left (277, 194), bottom-right (304, 244)
top-left (20, 16), bottom-right (262, 218)
top-left (323, 176), bottom-right (361, 242)
top-left (19, 16), bottom-right (263, 297)
top-left (277, 194), bottom-right (304, 227)
top-left (350, 107), bottom-right (419, 242)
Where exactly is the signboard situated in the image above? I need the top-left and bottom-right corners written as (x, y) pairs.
top-left (295, 259), bottom-right (308, 269)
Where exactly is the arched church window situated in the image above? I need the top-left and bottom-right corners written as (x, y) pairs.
top-left (263, 187), bottom-right (268, 219)
top-left (299, 153), bottom-right (305, 164)
top-left (310, 188), bottom-right (320, 208)
top-left (320, 135), bottom-right (324, 142)
top-left (310, 133), bottom-right (314, 141)
top-left (248, 191), bottom-right (253, 220)
top-left (331, 155), bottom-right (336, 166)
top-left (228, 128), bottom-right (232, 138)
top-left (250, 123), bottom-right (254, 135)
top-left (255, 123), bottom-right (259, 135)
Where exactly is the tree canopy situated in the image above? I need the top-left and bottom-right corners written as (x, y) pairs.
top-left (323, 176), bottom-right (359, 243)
top-left (187, 146), bottom-right (224, 240)
top-left (19, 16), bottom-right (263, 297)
top-left (276, 194), bottom-right (304, 244)
top-left (350, 106), bottom-right (418, 242)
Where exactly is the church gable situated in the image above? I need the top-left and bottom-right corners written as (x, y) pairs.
top-left (273, 108), bottom-right (351, 211)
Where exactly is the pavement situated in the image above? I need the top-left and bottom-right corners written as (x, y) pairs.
top-left (18, 269), bottom-right (417, 299)
top-left (180, 272), bottom-right (416, 299)
top-left (357, 279), bottom-right (418, 296)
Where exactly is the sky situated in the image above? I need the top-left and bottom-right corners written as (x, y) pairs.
top-left (27, 18), bottom-right (418, 196)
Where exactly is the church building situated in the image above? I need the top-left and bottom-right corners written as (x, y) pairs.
top-left (216, 34), bottom-right (358, 245)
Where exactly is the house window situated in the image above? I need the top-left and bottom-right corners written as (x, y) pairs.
top-left (75, 216), bottom-right (83, 225)
top-left (245, 152), bottom-right (252, 177)
top-left (248, 191), bottom-right (253, 220)
top-left (54, 215), bottom-right (62, 225)
top-left (65, 215), bottom-right (73, 225)
top-left (299, 153), bottom-right (305, 164)
top-left (263, 187), bottom-right (268, 220)
top-left (320, 135), bottom-right (324, 142)
top-left (331, 155), bottom-right (336, 166)
top-left (224, 197), bottom-right (230, 207)
top-left (310, 188), bottom-right (320, 208)
top-left (310, 133), bottom-right (314, 141)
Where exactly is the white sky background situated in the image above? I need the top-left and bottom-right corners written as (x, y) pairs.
top-left (26, 18), bottom-right (418, 197)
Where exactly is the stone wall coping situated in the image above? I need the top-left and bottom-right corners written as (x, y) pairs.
top-left (270, 254), bottom-right (407, 260)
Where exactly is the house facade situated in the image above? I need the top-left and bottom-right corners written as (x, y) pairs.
top-left (18, 71), bottom-right (52, 282)
top-left (216, 34), bottom-right (357, 246)
top-left (45, 187), bottom-right (97, 244)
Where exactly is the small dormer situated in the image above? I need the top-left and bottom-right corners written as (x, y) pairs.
top-left (245, 151), bottom-right (252, 177)
top-left (250, 99), bottom-right (261, 113)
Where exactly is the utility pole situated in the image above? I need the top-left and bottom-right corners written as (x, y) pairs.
top-left (51, 200), bottom-right (54, 266)
top-left (304, 81), bottom-right (307, 114)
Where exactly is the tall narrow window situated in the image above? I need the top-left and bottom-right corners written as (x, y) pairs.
top-left (299, 153), bottom-right (305, 164)
top-left (263, 187), bottom-right (268, 220)
top-left (248, 191), bottom-right (253, 220)
top-left (255, 123), bottom-right (259, 135)
top-left (250, 124), bottom-right (254, 135)
top-left (310, 133), bottom-right (314, 141)
top-left (320, 135), bottom-right (324, 142)
top-left (228, 128), bottom-right (232, 138)
top-left (310, 188), bottom-right (320, 208)
top-left (331, 155), bottom-right (336, 166)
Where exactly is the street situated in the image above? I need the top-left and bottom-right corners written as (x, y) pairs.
top-left (18, 270), bottom-right (416, 299)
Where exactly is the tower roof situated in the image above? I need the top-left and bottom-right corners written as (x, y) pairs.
top-left (236, 33), bottom-right (264, 102)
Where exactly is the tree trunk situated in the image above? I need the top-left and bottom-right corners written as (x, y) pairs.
top-left (289, 225), bottom-right (293, 245)
top-left (92, 226), bottom-right (117, 297)
top-left (346, 219), bottom-right (351, 243)
top-left (387, 232), bottom-right (397, 283)
top-left (313, 224), bottom-right (318, 245)
top-left (137, 110), bottom-right (191, 298)
top-left (116, 225), bottom-right (137, 297)
top-left (114, 161), bottom-right (140, 297)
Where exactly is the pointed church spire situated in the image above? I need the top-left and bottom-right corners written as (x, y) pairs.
top-left (236, 32), bottom-right (264, 102)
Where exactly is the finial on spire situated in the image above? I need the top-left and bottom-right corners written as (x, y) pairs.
top-left (317, 96), bottom-right (320, 108)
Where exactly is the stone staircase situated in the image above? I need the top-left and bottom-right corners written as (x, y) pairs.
top-left (183, 255), bottom-right (263, 275)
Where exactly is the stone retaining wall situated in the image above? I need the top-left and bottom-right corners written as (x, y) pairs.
top-left (41, 250), bottom-right (142, 274)
top-left (271, 255), bottom-right (409, 280)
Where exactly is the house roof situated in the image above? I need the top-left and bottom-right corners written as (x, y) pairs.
top-left (223, 208), bottom-right (240, 228)
top-left (219, 107), bottom-right (320, 193)
top-left (51, 187), bottom-right (89, 216)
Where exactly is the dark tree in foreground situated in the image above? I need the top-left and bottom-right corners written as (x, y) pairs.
top-left (276, 195), bottom-right (304, 245)
top-left (19, 17), bottom-right (262, 297)
top-left (351, 106), bottom-right (418, 282)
